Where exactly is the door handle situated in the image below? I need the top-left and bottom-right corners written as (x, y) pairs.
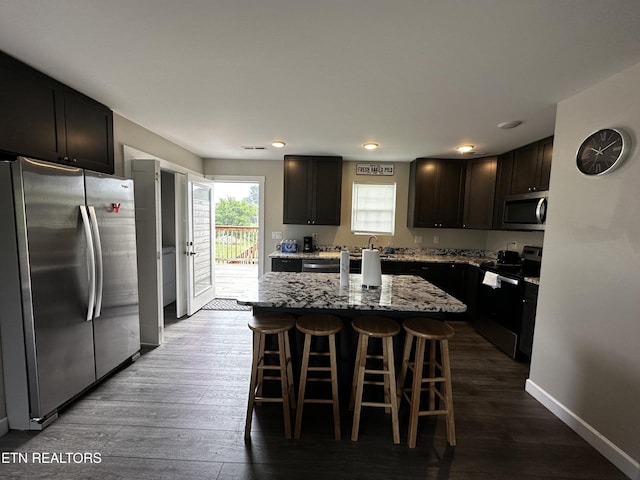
top-left (79, 206), bottom-right (96, 321)
top-left (88, 206), bottom-right (103, 318)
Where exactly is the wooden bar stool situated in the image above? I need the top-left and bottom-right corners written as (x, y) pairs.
top-left (294, 313), bottom-right (343, 440)
top-left (245, 313), bottom-right (296, 440)
top-left (397, 318), bottom-right (456, 448)
top-left (350, 316), bottom-right (400, 444)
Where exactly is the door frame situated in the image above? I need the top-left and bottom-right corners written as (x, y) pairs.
top-left (207, 175), bottom-right (266, 278)
top-left (124, 146), bottom-right (204, 343)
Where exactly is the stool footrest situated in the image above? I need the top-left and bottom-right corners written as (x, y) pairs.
top-left (254, 396), bottom-right (285, 403)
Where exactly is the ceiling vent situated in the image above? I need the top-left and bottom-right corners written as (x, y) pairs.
top-left (241, 146), bottom-right (268, 150)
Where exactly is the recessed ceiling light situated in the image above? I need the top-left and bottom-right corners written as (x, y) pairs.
top-left (456, 144), bottom-right (475, 153)
top-left (271, 140), bottom-right (286, 148)
top-left (363, 142), bottom-right (379, 150)
top-left (497, 120), bottom-right (522, 129)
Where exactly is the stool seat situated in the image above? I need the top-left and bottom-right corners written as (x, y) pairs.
top-left (248, 313), bottom-right (296, 334)
top-left (352, 316), bottom-right (401, 337)
top-left (403, 318), bottom-right (454, 340)
top-left (350, 316), bottom-right (400, 444)
top-left (397, 317), bottom-right (456, 448)
top-left (295, 313), bottom-right (343, 440)
top-left (245, 313), bottom-right (296, 440)
top-left (296, 313), bottom-right (343, 336)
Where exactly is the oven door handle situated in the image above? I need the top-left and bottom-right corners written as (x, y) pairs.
top-left (497, 275), bottom-right (519, 286)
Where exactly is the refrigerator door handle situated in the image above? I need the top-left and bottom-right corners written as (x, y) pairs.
top-left (87, 206), bottom-right (103, 318)
top-left (79, 205), bottom-right (96, 321)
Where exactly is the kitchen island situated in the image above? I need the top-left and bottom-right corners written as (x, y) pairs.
top-left (236, 271), bottom-right (467, 318)
top-left (237, 271), bottom-right (467, 394)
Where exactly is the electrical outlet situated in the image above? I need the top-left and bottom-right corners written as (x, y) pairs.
top-left (272, 231), bottom-right (283, 240)
top-left (414, 235), bottom-right (423, 244)
top-left (433, 235), bottom-right (440, 244)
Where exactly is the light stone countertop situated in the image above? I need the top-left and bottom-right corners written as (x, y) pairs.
top-left (269, 251), bottom-right (540, 285)
top-left (236, 272), bottom-right (467, 313)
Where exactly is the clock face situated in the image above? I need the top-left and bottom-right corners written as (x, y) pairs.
top-left (576, 128), bottom-right (629, 176)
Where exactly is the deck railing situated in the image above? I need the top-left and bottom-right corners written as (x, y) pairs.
top-left (215, 225), bottom-right (259, 264)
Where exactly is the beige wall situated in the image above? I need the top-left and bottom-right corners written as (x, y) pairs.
top-left (204, 158), bottom-right (545, 263)
top-left (528, 62), bottom-right (640, 478)
top-left (113, 114), bottom-right (203, 176)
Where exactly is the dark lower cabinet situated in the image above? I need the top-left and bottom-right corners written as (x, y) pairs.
top-left (518, 282), bottom-right (539, 359)
top-left (271, 257), bottom-right (302, 272)
top-left (0, 51), bottom-right (114, 174)
top-left (382, 261), bottom-right (467, 319)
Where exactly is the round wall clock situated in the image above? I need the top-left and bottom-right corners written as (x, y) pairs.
top-left (576, 128), bottom-right (630, 176)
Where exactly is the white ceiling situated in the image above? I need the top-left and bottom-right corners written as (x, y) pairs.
top-left (2, 0), bottom-right (640, 162)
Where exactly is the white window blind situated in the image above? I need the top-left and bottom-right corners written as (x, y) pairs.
top-left (351, 182), bottom-right (396, 235)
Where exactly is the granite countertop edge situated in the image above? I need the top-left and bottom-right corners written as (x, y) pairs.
top-left (268, 251), bottom-right (540, 284)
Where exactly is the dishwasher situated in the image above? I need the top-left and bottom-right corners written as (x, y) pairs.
top-left (301, 259), bottom-right (340, 273)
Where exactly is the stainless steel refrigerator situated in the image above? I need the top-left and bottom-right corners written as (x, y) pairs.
top-left (0, 157), bottom-right (140, 430)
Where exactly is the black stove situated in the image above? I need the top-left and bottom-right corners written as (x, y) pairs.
top-left (475, 245), bottom-right (542, 360)
top-left (481, 245), bottom-right (542, 279)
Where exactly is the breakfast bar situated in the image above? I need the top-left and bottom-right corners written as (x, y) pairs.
top-left (239, 272), bottom-right (466, 442)
top-left (236, 272), bottom-right (467, 317)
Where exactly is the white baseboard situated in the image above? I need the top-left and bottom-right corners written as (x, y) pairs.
top-left (0, 416), bottom-right (8, 437)
top-left (525, 379), bottom-right (639, 480)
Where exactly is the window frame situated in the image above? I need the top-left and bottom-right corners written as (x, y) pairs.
top-left (350, 181), bottom-right (397, 236)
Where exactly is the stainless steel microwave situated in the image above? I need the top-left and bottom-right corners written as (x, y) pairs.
top-left (501, 191), bottom-right (547, 231)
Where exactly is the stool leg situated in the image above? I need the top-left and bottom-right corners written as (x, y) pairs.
top-left (329, 332), bottom-right (341, 441)
top-left (255, 333), bottom-right (266, 404)
top-left (349, 331), bottom-right (363, 411)
top-left (397, 332), bottom-right (413, 404)
top-left (245, 332), bottom-right (261, 439)
top-left (284, 329), bottom-right (296, 409)
top-left (408, 336), bottom-right (425, 449)
top-left (277, 331), bottom-right (292, 439)
top-left (385, 336), bottom-right (400, 444)
top-left (382, 337), bottom-right (391, 414)
top-left (429, 339), bottom-right (437, 410)
top-left (351, 334), bottom-right (369, 441)
top-left (441, 339), bottom-right (456, 446)
top-left (294, 333), bottom-right (312, 439)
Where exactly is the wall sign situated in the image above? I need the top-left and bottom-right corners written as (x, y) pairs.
top-left (356, 164), bottom-right (394, 176)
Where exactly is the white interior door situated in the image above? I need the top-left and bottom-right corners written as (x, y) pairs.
top-left (174, 172), bottom-right (187, 318)
top-left (186, 175), bottom-right (215, 315)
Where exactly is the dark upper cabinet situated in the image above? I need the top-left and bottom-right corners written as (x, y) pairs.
top-left (62, 87), bottom-right (114, 173)
top-left (493, 136), bottom-right (553, 228)
top-left (0, 51), bottom-right (114, 174)
top-left (493, 150), bottom-right (514, 228)
top-left (408, 158), bottom-right (464, 228)
top-left (511, 136), bottom-right (553, 194)
top-left (0, 52), bottom-right (65, 162)
top-left (536, 136), bottom-right (553, 191)
top-left (283, 155), bottom-right (342, 225)
top-left (462, 156), bottom-right (497, 229)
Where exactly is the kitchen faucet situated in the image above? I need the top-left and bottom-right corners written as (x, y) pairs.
top-left (368, 235), bottom-right (378, 249)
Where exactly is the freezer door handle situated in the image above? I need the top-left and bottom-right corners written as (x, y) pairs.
top-left (88, 206), bottom-right (103, 318)
top-left (79, 205), bottom-right (96, 321)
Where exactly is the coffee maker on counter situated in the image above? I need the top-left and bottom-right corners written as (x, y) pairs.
top-left (303, 236), bottom-right (314, 252)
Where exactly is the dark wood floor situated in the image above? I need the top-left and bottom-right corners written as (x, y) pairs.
top-left (0, 309), bottom-right (627, 480)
